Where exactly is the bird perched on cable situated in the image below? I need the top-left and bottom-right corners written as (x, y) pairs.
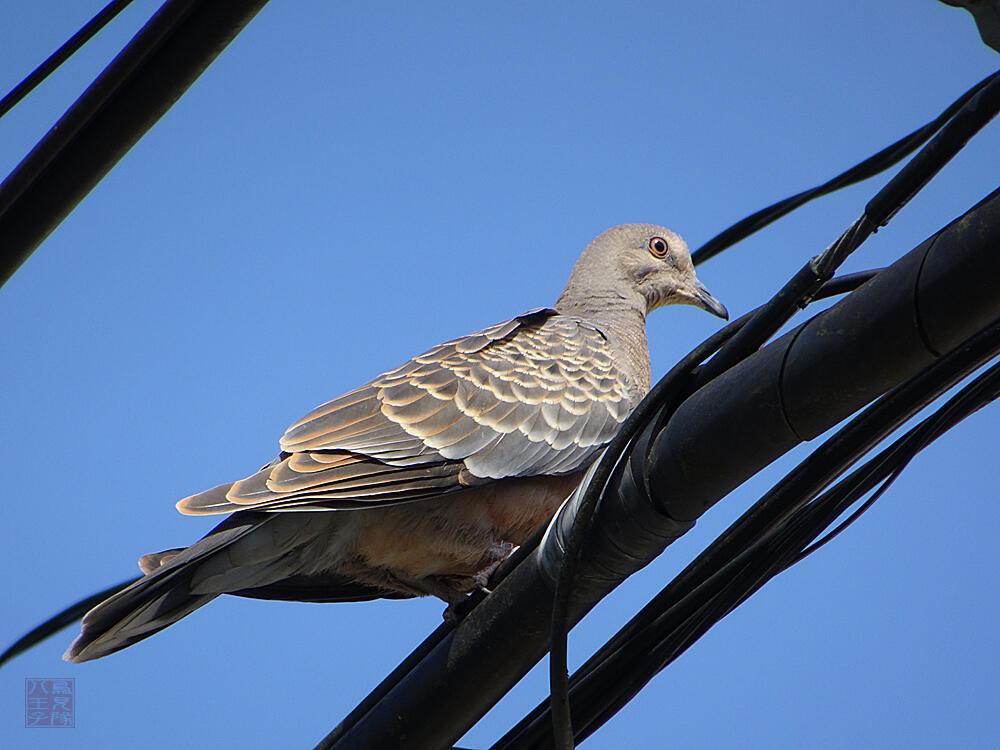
top-left (64, 223), bottom-right (727, 663)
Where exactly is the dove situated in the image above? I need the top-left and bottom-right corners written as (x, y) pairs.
top-left (64, 223), bottom-right (727, 663)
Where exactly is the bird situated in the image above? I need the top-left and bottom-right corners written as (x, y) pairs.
top-left (63, 223), bottom-right (727, 663)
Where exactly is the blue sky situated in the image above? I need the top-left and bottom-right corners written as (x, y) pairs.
top-left (1, 2), bottom-right (998, 748)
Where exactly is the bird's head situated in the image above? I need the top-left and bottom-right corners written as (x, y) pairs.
top-left (559, 223), bottom-right (728, 320)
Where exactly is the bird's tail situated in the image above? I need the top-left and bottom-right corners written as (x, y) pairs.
top-left (2, 511), bottom-right (402, 667)
top-left (64, 512), bottom-right (272, 663)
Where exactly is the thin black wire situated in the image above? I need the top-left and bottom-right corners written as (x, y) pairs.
top-left (691, 69), bottom-right (1000, 265)
top-left (546, 270), bottom-right (878, 749)
top-left (784, 358), bottom-right (1000, 568)
top-left (788, 464), bottom-right (901, 564)
top-left (0, 577), bottom-right (138, 667)
top-left (547, 310), bottom-right (739, 749)
top-left (548, 69), bottom-right (1000, 748)
top-left (0, 0), bottom-right (138, 121)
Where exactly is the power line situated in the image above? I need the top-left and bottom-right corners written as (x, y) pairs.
top-left (0, 0), bottom-right (271, 289)
top-left (0, 0), bottom-right (139, 122)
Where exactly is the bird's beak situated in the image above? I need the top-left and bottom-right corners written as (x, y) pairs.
top-left (683, 278), bottom-right (729, 320)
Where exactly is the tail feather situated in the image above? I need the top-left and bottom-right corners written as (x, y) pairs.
top-left (138, 549), bottom-right (184, 574)
top-left (6, 510), bottom-right (416, 666)
top-left (64, 513), bottom-right (271, 663)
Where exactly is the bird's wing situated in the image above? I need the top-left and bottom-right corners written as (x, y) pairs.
top-left (177, 309), bottom-right (635, 515)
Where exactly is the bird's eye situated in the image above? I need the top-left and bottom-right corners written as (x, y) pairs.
top-left (648, 236), bottom-right (670, 258)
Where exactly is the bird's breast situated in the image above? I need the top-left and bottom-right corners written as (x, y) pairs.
top-left (348, 472), bottom-right (583, 581)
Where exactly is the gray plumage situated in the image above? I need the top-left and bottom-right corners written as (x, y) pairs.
top-left (65, 223), bottom-right (726, 663)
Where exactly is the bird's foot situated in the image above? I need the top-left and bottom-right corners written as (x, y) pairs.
top-left (473, 541), bottom-right (517, 593)
top-left (474, 562), bottom-right (503, 594)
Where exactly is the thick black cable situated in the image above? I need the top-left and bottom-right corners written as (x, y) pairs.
top-left (691, 69), bottom-right (1000, 265)
top-left (546, 270), bottom-right (878, 748)
top-left (0, 0), bottom-right (138, 121)
top-left (0, 0), bottom-right (271, 289)
top-left (519, 352), bottom-right (999, 747)
top-left (569, 334), bottom-right (1000, 742)
top-left (505, 319), bottom-right (1000, 749)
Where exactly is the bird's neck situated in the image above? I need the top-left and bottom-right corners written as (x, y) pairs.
top-left (554, 292), bottom-right (652, 395)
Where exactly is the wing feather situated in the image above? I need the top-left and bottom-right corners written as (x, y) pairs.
top-left (177, 308), bottom-right (638, 516)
